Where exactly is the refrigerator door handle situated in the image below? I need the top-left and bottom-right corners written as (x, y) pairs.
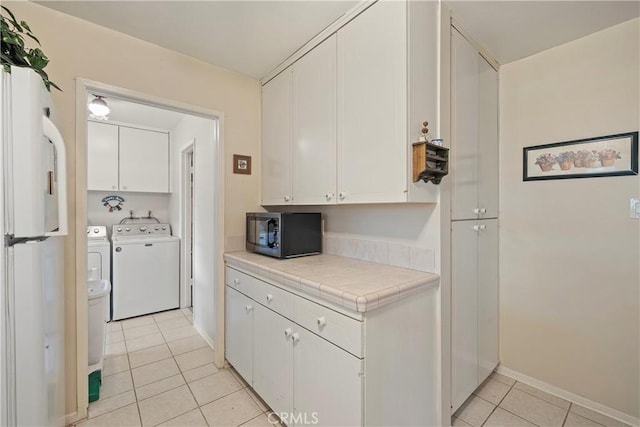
top-left (42, 116), bottom-right (67, 237)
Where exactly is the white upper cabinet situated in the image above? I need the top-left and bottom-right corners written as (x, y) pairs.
top-left (119, 126), bottom-right (169, 193)
top-left (260, 0), bottom-right (439, 206)
top-left (451, 29), bottom-right (498, 220)
top-left (292, 34), bottom-right (337, 205)
top-left (87, 122), bottom-right (170, 193)
top-left (262, 68), bottom-right (293, 205)
top-left (87, 122), bottom-right (119, 191)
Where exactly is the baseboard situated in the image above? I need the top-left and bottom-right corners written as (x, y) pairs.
top-left (65, 411), bottom-right (80, 426)
top-left (496, 365), bottom-right (639, 427)
top-left (193, 323), bottom-right (215, 351)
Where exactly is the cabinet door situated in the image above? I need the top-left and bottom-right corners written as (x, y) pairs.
top-left (225, 286), bottom-right (253, 382)
top-left (262, 69), bottom-right (293, 205)
top-left (293, 327), bottom-right (362, 427)
top-left (451, 29), bottom-right (499, 220)
top-left (253, 304), bottom-right (294, 418)
top-left (119, 127), bottom-right (169, 192)
top-left (477, 219), bottom-right (498, 383)
top-left (337, 1), bottom-right (407, 204)
top-left (451, 30), bottom-right (480, 220)
top-left (292, 35), bottom-right (337, 205)
top-left (477, 59), bottom-right (499, 219)
top-left (87, 122), bottom-right (119, 191)
top-left (451, 221), bottom-right (479, 412)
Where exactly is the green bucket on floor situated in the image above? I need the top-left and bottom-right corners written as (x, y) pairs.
top-left (88, 370), bottom-right (102, 403)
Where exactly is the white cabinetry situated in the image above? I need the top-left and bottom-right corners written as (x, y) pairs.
top-left (224, 287), bottom-right (253, 383)
top-left (260, 0), bottom-right (438, 205)
top-left (119, 127), bottom-right (169, 192)
top-left (87, 122), bottom-right (119, 191)
top-left (451, 220), bottom-right (498, 411)
top-left (292, 34), bottom-right (337, 205)
top-left (262, 68), bottom-right (293, 205)
top-left (451, 29), bottom-right (498, 220)
top-left (87, 122), bottom-right (170, 193)
top-left (225, 265), bottom-right (436, 426)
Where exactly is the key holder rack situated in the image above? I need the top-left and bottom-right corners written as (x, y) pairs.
top-left (412, 141), bottom-right (449, 184)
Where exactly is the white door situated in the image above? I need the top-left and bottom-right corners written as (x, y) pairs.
top-left (293, 327), bottom-right (362, 427)
top-left (262, 69), bottom-right (293, 205)
top-left (292, 34), bottom-right (337, 205)
top-left (119, 126), bottom-right (169, 192)
top-left (451, 30), bottom-right (480, 220)
top-left (224, 287), bottom-right (253, 382)
top-left (477, 58), bottom-right (499, 219)
top-left (477, 219), bottom-right (499, 382)
top-left (253, 304), bottom-right (294, 417)
top-left (336, 0), bottom-right (407, 204)
top-left (451, 221), bottom-right (479, 412)
top-left (87, 121), bottom-right (119, 191)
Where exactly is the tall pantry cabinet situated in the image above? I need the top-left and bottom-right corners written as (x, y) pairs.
top-left (450, 28), bottom-right (499, 413)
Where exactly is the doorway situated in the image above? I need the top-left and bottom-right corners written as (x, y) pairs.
top-left (75, 79), bottom-right (226, 422)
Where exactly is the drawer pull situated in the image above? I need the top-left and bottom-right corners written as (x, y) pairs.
top-left (245, 305), bottom-right (253, 312)
top-left (284, 328), bottom-right (292, 338)
top-left (233, 278), bottom-right (240, 285)
top-left (266, 294), bottom-right (273, 302)
top-left (317, 316), bottom-right (326, 328)
top-left (291, 333), bottom-right (300, 343)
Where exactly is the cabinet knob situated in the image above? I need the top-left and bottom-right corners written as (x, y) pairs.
top-left (122, 185), bottom-right (128, 190)
top-left (112, 186), bottom-right (116, 190)
top-left (317, 316), bottom-right (326, 328)
top-left (233, 278), bottom-right (240, 285)
top-left (473, 208), bottom-right (480, 215)
top-left (325, 193), bottom-right (334, 201)
top-left (284, 195), bottom-right (291, 202)
top-left (473, 225), bottom-right (480, 232)
top-left (245, 305), bottom-right (253, 312)
top-left (338, 192), bottom-right (346, 200)
top-left (284, 328), bottom-right (292, 338)
top-left (480, 208), bottom-right (487, 214)
top-left (291, 332), bottom-right (300, 343)
top-left (479, 225), bottom-right (487, 231)
top-left (266, 294), bottom-right (273, 302)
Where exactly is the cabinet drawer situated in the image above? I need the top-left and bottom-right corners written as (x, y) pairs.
top-left (294, 297), bottom-right (363, 358)
top-left (252, 280), bottom-right (295, 320)
top-left (225, 267), bottom-right (259, 298)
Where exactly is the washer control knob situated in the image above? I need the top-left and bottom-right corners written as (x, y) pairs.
top-left (162, 226), bottom-right (167, 230)
top-left (125, 227), bottom-right (131, 232)
top-left (139, 226), bottom-right (147, 232)
top-left (117, 227), bottom-right (122, 232)
top-left (93, 228), bottom-right (99, 234)
top-left (155, 226), bottom-right (160, 231)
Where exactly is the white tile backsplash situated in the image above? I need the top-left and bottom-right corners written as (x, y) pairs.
top-left (324, 234), bottom-right (436, 273)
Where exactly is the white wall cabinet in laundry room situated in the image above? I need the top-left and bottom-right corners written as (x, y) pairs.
top-left (451, 219), bottom-right (499, 412)
top-left (87, 121), bottom-right (119, 191)
top-left (87, 121), bottom-right (170, 193)
top-left (450, 29), bottom-right (499, 220)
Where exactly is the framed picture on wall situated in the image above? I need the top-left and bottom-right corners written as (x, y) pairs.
top-left (233, 154), bottom-right (252, 175)
top-left (523, 131), bottom-right (638, 181)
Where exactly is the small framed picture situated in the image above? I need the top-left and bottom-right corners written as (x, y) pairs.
top-left (233, 154), bottom-right (252, 175)
top-left (523, 132), bottom-right (638, 181)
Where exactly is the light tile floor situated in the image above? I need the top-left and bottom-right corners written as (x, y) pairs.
top-left (453, 372), bottom-right (632, 427)
top-left (75, 308), bottom-right (278, 427)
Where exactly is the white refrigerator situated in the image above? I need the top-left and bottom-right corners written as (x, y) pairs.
top-left (1, 67), bottom-right (68, 426)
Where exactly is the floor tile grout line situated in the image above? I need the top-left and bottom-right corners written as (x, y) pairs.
top-left (561, 402), bottom-right (572, 427)
top-left (477, 379), bottom-right (515, 427)
top-left (513, 382), bottom-right (572, 412)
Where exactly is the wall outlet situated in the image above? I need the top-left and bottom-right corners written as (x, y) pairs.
top-left (630, 198), bottom-right (640, 218)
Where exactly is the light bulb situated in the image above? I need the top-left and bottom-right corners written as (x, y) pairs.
top-left (88, 96), bottom-right (110, 117)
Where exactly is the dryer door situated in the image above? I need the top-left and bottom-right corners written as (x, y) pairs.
top-left (87, 251), bottom-right (103, 280)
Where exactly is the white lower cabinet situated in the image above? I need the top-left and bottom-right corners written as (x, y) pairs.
top-left (451, 219), bottom-right (499, 412)
top-left (225, 265), bottom-right (437, 427)
top-left (224, 287), bottom-right (253, 382)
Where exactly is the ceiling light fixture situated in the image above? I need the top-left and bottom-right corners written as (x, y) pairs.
top-left (88, 95), bottom-right (110, 119)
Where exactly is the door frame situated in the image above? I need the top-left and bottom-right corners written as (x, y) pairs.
top-left (180, 141), bottom-right (194, 309)
top-left (75, 78), bottom-right (226, 421)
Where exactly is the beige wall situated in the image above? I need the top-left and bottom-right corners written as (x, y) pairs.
top-left (6, 1), bottom-right (261, 419)
top-left (499, 19), bottom-right (639, 418)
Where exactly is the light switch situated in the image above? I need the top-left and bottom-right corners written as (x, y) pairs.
top-left (630, 198), bottom-right (640, 218)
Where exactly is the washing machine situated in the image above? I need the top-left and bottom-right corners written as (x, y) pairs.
top-left (87, 226), bottom-right (110, 282)
top-left (111, 223), bottom-right (180, 320)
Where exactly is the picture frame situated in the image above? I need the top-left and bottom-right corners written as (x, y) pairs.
top-left (523, 132), bottom-right (638, 181)
top-left (233, 154), bottom-right (252, 175)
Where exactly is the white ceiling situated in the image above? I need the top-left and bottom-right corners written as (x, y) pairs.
top-left (38, 1), bottom-right (639, 78)
top-left (88, 94), bottom-right (187, 130)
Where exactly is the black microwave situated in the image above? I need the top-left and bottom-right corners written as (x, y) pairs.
top-left (246, 212), bottom-right (322, 259)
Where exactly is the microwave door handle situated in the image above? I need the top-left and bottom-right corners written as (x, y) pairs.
top-left (43, 116), bottom-right (68, 237)
top-left (267, 219), bottom-right (276, 248)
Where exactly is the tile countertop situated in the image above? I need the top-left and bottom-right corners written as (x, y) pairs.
top-left (223, 251), bottom-right (440, 313)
